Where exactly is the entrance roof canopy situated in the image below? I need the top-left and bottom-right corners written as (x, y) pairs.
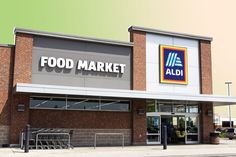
top-left (15, 83), bottom-right (236, 105)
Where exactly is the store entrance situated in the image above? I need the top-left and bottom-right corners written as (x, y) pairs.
top-left (146, 100), bottom-right (200, 145)
top-left (161, 115), bottom-right (185, 144)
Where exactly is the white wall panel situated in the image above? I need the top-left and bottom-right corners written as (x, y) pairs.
top-left (146, 33), bottom-right (200, 94)
top-left (146, 63), bottom-right (158, 83)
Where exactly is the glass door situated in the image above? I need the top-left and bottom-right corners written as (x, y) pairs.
top-left (172, 116), bottom-right (186, 144)
top-left (161, 115), bottom-right (186, 144)
top-left (186, 115), bottom-right (199, 144)
top-left (147, 116), bottom-right (161, 144)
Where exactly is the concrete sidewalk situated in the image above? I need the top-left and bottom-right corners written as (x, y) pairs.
top-left (1, 139), bottom-right (236, 157)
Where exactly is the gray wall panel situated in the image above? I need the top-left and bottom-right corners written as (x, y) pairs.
top-left (32, 36), bottom-right (131, 89)
top-left (84, 78), bottom-right (131, 89)
top-left (31, 74), bottom-right (85, 87)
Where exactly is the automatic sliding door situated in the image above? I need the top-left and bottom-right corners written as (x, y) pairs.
top-left (171, 116), bottom-right (186, 144)
top-left (147, 116), bottom-right (161, 144)
top-left (186, 116), bottom-right (199, 143)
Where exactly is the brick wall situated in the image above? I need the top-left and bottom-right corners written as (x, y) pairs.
top-left (12, 33), bottom-right (33, 86)
top-left (71, 129), bottom-right (131, 146)
top-left (0, 45), bottom-right (14, 145)
top-left (130, 31), bottom-right (146, 91)
top-left (132, 100), bottom-right (146, 145)
top-left (199, 40), bottom-right (214, 143)
top-left (30, 109), bottom-right (132, 146)
top-left (10, 94), bottom-right (30, 144)
top-left (29, 109), bottom-right (131, 129)
top-left (130, 30), bottom-right (147, 145)
top-left (200, 102), bottom-right (214, 143)
top-left (199, 40), bottom-right (212, 94)
top-left (10, 33), bottom-right (33, 144)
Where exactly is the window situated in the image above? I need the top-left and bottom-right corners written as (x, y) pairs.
top-left (186, 117), bottom-right (198, 133)
top-left (100, 100), bottom-right (130, 111)
top-left (159, 103), bottom-right (172, 112)
top-left (187, 105), bottom-right (198, 113)
top-left (147, 101), bottom-right (199, 113)
top-left (173, 104), bottom-right (186, 113)
top-left (147, 116), bottom-right (160, 133)
top-left (186, 116), bottom-right (199, 142)
top-left (30, 97), bottom-right (66, 109)
top-left (67, 99), bottom-right (99, 110)
top-left (30, 96), bottom-right (130, 112)
top-left (146, 100), bottom-right (156, 112)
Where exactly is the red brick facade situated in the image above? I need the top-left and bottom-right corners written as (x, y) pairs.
top-left (10, 94), bottom-right (30, 143)
top-left (12, 33), bottom-right (33, 86)
top-left (130, 31), bottom-right (147, 145)
top-left (132, 100), bottom-right (146, 145)
top-left (10, 33), bottom-right (33, 144)
top-left (200, 103), bottom-right (214, 143)
top-left (0, 46), bottom-right (14, 126)
top-left (199, 40), bottom-right (214, 143)
top-left (200, 40), bottom-right (212, 94)
top-left (0, 46), bottom-right (14, 144)
top-left (130, 31), bottom-right (146, 91)
top-left (30, 109), bottom-right (131, 129)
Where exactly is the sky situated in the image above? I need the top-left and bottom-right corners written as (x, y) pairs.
top-left (1, 0), bottom-right (236, 98)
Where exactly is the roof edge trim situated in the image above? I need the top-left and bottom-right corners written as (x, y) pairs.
top-left (128, 26), bottom-right (213, 41)
top-left (14, 28), bottom-right (133, 47)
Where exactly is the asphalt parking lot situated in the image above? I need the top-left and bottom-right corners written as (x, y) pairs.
top-left (1, 139), bottom-right (236, 157)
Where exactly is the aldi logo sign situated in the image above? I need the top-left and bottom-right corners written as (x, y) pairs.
top-left (160, 45), bottom-right (188, 84)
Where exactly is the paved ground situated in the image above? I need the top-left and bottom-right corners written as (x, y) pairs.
top-left (1, 139), bottom-right (236, 157)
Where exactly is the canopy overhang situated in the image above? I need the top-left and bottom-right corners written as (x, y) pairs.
top-left (15, 83), bottom-right (236, 105)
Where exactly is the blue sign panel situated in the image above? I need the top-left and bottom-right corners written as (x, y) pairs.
top-left (160, 45), bottom-right (188, 84)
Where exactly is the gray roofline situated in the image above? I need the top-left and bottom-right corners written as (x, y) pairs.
top-left (128, 26), bottom-right (213, 41)
top-left (0, 44), bottom-right (14, 47)
top-left (14, 28), bottom-right (133, 47)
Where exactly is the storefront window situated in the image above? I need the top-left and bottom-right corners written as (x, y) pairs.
top-left (159, 103), bottom-right (172, 112)
top-left (67, 99), bottom-right (99, 110)
top-left (146, 100), bottom-right (156, 112)
top-left (100, 100), bottom-right (130, 111)
top-left (30, 96), bottom-right (130, 111)
top-left (187, 105), bottom-right (198, 113)
top-left (186, 117), bottom-right (198, 133)
top-left (147, 116), bottom-right (160, 133)
top-left (30, 97), bottom-right (66, 109)
top-left (173, 104), bottom-right (186, 113)
top-left (149, 101), bottom-right (199, 114)
top-left (186, 116), bottom-right (199, 142)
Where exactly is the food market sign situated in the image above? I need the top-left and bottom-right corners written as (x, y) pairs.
top-left (40, 56), bottom-right (126, 74)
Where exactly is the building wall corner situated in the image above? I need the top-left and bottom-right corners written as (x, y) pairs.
top-left (132, 100), bottom-right (146, 145)
top-left (130, 31), bottom-right (146, 91)
top-left (199, 40), bottom-right (214, 144)
top-left (10, 33), bottom-right (33, 144)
